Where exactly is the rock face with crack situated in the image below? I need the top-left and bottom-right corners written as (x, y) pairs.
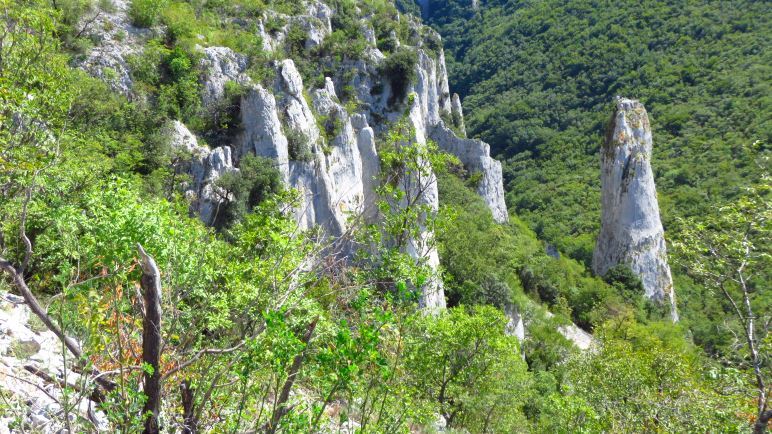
top-left (593, 98), bottom-right (678, 321)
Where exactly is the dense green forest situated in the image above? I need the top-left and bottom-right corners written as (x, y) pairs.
top-left (423, 0), bottom-right (770, 358)
top-left (0, 0), bottom-right (768, 432)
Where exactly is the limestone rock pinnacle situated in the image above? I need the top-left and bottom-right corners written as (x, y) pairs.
top-left (593, 98), bottom-right (678, 322)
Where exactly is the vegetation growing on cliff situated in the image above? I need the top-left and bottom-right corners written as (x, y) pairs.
top-left (0, 0), bottom-right (766, 432)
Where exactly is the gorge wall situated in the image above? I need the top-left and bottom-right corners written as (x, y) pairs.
top-left (79, 0), bottom-right (508, 309)
top-left (593, 98), bottom-right (678, 321)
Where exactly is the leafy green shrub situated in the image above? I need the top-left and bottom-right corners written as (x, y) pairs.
top-left (602, 264), bottom-right (644, 302)
top-left (126, 40), bottom-right (167, 87)
top-left (247, 56), bottom-right (277, 86)
top-left (212, 154), bottom-right (282, 229)
top-left (263, 14), bottom-right (285, 34)
top-left (129, 0), bottom-right (165, 28)
top-left (156, 46), bottom-right (201, 121)
top-left (284, 22), bottom-right (307, 57)
top-left (437, 172), bottom-right (536, 308)
top-left (560, 322), bottom-right (748, 432)
top-left (51, 0), bottom-right (98, 51)
top-left (421, 28), bottom-right (443, 58)
top-left (405, 306), bottom-right (531, 431)
top-left (380, 47), bottom-right (417, 105)
top-left (522, 312), bottom-right (576, 372)
top-left (160, 2), bottom-right (197, 43)
top-left (321, 112), bottom-right (343, 144)
top-left (318, 29), bottom-right (367, 62)
top-left (201, 80), bottom-right (245, 147)
top-left (265, 0), bottom-right (304, 15)
top-left (286, 129), bottom-right (313, 162)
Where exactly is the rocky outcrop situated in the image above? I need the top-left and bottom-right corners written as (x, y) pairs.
top-left (505, 306), bottom-right (525, 343)
top-left (543, 310), bottom-right (595, 351)
top-left (593, 98), bottom-right (678, 321)
top-left (199, 47), bottom-right (250, 107)
top-left (165, 121), bottom-right (238, 225)
top-left (197, 49), bottom-right (502, 309)
top-left (557, 323), bottom-right (594, 351)
top-left (430, 124), bottom-right (508, 223)
top-left (76, 0), bottom-right (152, 95)
top-left (412, 44), bottom-right (506, 223)
top-left (83, 1), bottom-right (509, 310)
top-left (450, 93), bottom-right (467, 137)
top-left (0, 293), bottom-right (108, 432)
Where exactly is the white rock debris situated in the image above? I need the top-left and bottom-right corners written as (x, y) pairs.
top-left (0, 293), bottom-right (109, 432)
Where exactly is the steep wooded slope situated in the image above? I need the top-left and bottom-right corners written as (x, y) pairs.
top-left (424, 0), bottom-right (770, 354)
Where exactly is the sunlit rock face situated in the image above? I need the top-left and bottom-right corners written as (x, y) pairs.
top-left (83, 1), bottom-right (509, 310)
top-left (593, 98), bottom-right (678, 322)
top-left (0, 293), bottom-right (110, 431)
top-left (430, 124), bottom-right (508, 223)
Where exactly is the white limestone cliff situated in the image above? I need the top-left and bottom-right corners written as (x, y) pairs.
top-left (451, 93), bottom-right (467, 137)
top-left (164, 121), bottom-right (238, 226)
top-left (199, 47), bottom-right (250, 107)
top-left (593, 97), bottom-right (678, 322)
top-left (82, 1), bottom-right (507, 310)
top-left (430, 124), bottom-right (508, 223)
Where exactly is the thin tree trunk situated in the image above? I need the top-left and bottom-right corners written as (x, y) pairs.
top-left (138, 244), bottom-right (163, 434)
top-left (180, 380), bottom-right (197, 434)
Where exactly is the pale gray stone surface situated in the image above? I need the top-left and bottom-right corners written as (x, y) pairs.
top-left (593, 98), bottom-right (678, 322)
top-left (165, 121), bottom-right (238, 225)
top-left (200, 46), bottom-right (250, 107)
top-left (431, 124), bottom-right (509, 223)
top-left (505, 306), bottom-right (526, 343)
top-left (0, 293), bottom-right (109, 432)
top-left (76, 0), bottom-right (152, 95)
top-left (239, 86), bottom-right (291, 181)
top-left (451, 93), bottom-right (467, 137)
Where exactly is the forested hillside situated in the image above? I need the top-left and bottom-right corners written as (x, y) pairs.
top-left (427, 0), bottom-right (768, 254)
top-left (424, 0), bottom-right (770, 357)
top-left (0, 0), bottom-right (769, 432)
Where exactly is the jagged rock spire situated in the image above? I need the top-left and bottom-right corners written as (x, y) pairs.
top-left (593, 98), bottom-right (678, 322)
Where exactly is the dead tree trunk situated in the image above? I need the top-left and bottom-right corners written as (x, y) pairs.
top-left (180, 380), bottom-right (197, 434)
top-left (138, 244), bottom-right (163, 434)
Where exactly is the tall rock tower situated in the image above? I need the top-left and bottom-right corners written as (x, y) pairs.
top-left (593, 98), bottom-right (678, 322)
